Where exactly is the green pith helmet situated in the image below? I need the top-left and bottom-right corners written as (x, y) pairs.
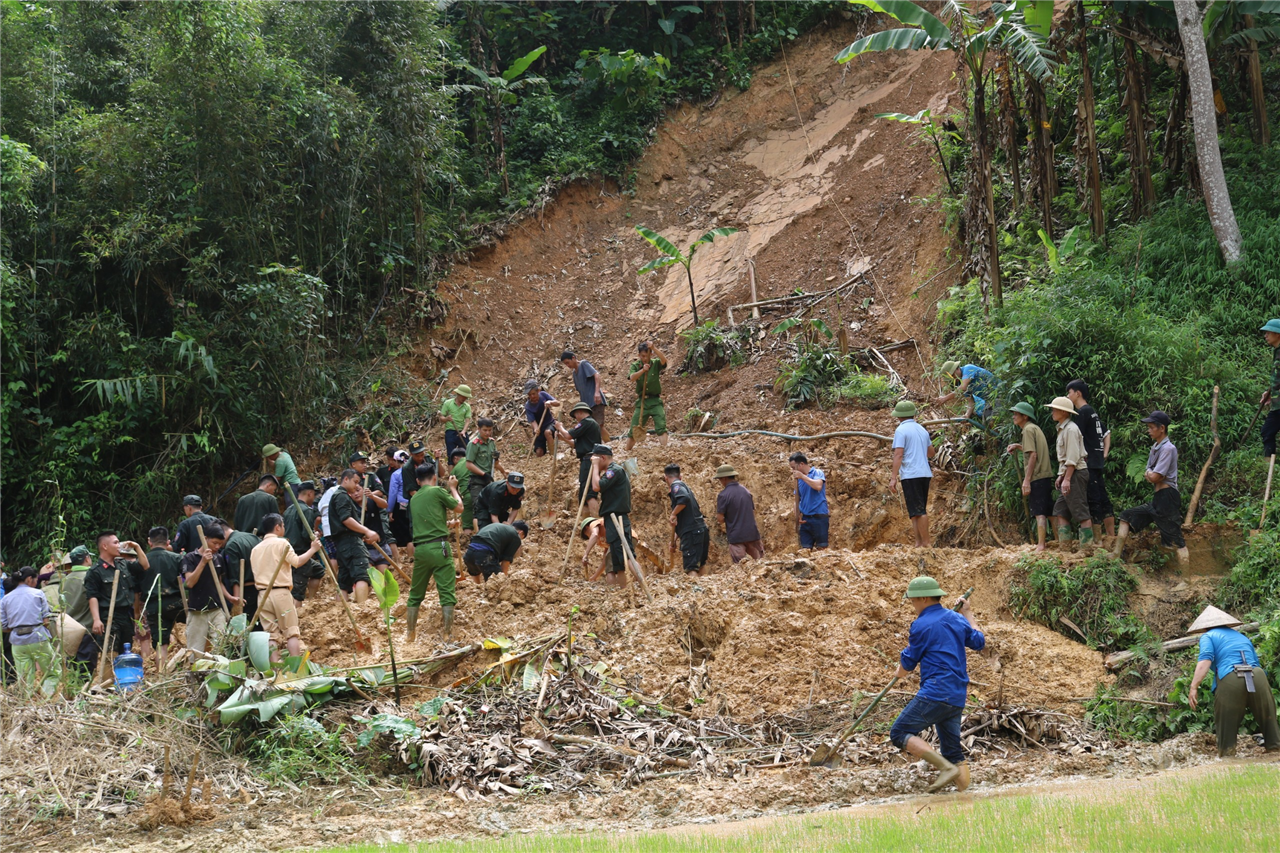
top-left (1009, 401), bottom-right (1036, 418)
top-left (1262, 319), bottom-right (1280, 334)
top-left (892, 400), bottom-right (918, 419)
top-left (939, 360), bottom-right (961, 377)
top-left (905, 575), bottom-right (946, 599)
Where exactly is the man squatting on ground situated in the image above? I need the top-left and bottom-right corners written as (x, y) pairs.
top-left (890, 401), bottom-right (934, 548)
top-left (1185, 606), bottom-right (1279, 757)
top-left (890, 576), bottom-right (985, 793)
top-left (1113, 410), bottom-right (1189, 568)
top-left (406, 462), bottom-right (464, 642)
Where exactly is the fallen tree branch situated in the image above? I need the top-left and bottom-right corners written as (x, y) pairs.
top-left (674, 429), bottom-right (891, 443)
top-left (1184, 384), bottom-right (1220, 525)
top-left (1104, 622), bottom-right (1260, 670)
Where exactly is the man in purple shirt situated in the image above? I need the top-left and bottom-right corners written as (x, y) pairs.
top-left (714, 465), bottom-right (764, 562)
top-left (523, 381), bottom-right (560, 457)
top-left (1113, 411), bottom-right (1188, 567)
top-left (890, 576), bottom-right (985, 793)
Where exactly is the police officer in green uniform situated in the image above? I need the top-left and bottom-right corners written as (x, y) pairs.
top-left (1259, 318), bottom-right (1280, 460)
top-left (349, 451), bottom-right (391, 574)
top-left (234, 474), bottom-right (282, 535)
top-left (626, 341), bottom-right (668, 451)
top-left (285, 481), bottom-right (325, 608)
top-left (84, 531), bottom-right (150, 657)
top-left (474, 473), bottom-right (525, 530)
top-left (465, 418), bottom-right (507, 525)
top-left (450, 448), bottom-right (474, 532)
top-left (219, 518), bottom-right (261, 627)
top-left (591, 445), bottom-right (636, 587)
top-left (172, 495), bottom-right (214, 553)
top-left (329, 468), bottom-right (380, 604)
top-left (463, 521), bottom-right (529, 583)
top-left (556, 402), bottom-right (602, 517)
top-left (406, 462), bottom-right (463, 642)
top-left (142, 526), bottom-right (185, 669)
top-left (664, 464), bottom-right (710, 576)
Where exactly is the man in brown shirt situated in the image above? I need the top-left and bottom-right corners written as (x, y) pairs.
top-left (250, 513), bottom-right (320, 661)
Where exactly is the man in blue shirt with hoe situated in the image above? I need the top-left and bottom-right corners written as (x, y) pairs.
top-left (1186, 605), bottom-right (1278, 757)
top-left (890, 576), bottom-right (986, 793)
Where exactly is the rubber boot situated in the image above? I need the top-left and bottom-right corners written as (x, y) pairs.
top-left (954, 762), bottom-right (971, 792)
top-left (404, 606), bottom-right (419, 643)
top-left (1056, 526), bottom-right (1073, 543)
top-left (440, 606), bottom-right (455, 640)
top-left (921, 749), bottom-right (960, 793)
top-left (1175, 547), bottom-right (1190, 569)
top-left (1112, 522), bottom-right (1130, 558)
top-left (1080, 527), bottom-right (1095, 547)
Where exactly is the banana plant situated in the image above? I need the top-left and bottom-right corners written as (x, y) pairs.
top-left (368, 565), bottom-right (403, 708)
top-left (450, 46), bottom-right (548, 196)
top-left (838, 1), bottom-right (1055, 314)
top-left (635, 225), bottom-right (739, 326)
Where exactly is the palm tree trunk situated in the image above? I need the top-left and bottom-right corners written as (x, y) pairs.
top-left (996, 58), bottom-right (1022, 209)
top-left (1243, 14), bottom-right (1270, 147)
top-left (1075, 1), bottom-right (1104, 238)
top-left (971, 71), bottom-right (1002, 313)
top-left (1121, 32), bottom-right (1155, 217)
top-left (1174, 0), bottom-right (1243, 265)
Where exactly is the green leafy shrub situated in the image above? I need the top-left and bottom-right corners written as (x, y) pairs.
top-left (833, 371), bottom-right (897, 408)
top-left (249, 715), bottom-right (364, 785)
top-left (1218, 532), bottom-right (1280, 618)
top-left (1009, 554), bottom-right (1155, 652)
top-left (678, 320), bottom-right (753, 373)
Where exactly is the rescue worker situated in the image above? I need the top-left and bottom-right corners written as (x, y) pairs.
top-left (249, 513), bottom-right (320, 661)
top-left (262, 443), bottom-right (302, 492)
top-left (626, 341), bottom-right (668, 451)
top-left (0, 566), bottom-right (62, 696)
top-left (890, 401), bottom-right (935, 548)
top-left (141, 526), bottom-right (185, 669)
top-left (474, 473), bottom-right (526, 530)
top-left (234, 474), bottom-right (281, 536)
top-left (555, 402), bottom-right (602, 518)
top-left (1113, 411), bottom-right (1188, 567)
top-left (466, 418), bottom-right (507, 527)
top-left (1007, 402), bottom-right (1054, 552)
top-left (329, 468), bottom-right (381, 604)
top-left (406, 462), bottom-right (464, 641)
top-left (592, 444), bottom-right (636, 586)
top-left (85, 531), bottom-right (151, 658)
top-left (664, 464), bottom-right (709, 576)
top-left (1259, 318), bottom-right (1280, 459)
top-left (172, 495), bottom-right (214, 553)
top-left (936, 360), bottom-right (997, 422)
top-left (440, 385), bottom-right (474, 461)
top-left (463, 521), bottom-right (529, 585)
top-left (714, 465), bottom-right (764, 563)
top-left (285, 481), bottom-right (325, 608)
top-left (1046, 396), bottom-right (1095, 545)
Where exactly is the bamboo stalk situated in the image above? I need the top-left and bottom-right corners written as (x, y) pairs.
top-left (1184, 384), bottom-right (1220, 525)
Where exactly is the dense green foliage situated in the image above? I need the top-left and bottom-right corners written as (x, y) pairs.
top-left (0, 0), bottom-right (839, 562)
top-left (1008, 553), bottom-right (1155, 652)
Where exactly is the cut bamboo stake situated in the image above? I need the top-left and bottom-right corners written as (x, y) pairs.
top-left (236, 559), bottom-right (246, 616)
top-left (182, 750), bottom-right (200, 809)
top-left (558, 464), bottom-right (594, 583)
top-left (1258, 453), bottom-right (1276, 533)
top-left (196, 526), bottom-right (231, 618)
top-left (94, 569), bottom-right (122, 685)
top-left (282, 485), bottom-right (369, 655)
top-left (1184, 384), bottom-right (1220, 525)
top-left (610, 513), bottom-right (652, 603)
top-left (746, 258), bottom-right (760, 320)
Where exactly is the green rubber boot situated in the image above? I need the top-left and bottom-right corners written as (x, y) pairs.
top-left (441, 606), bottom-right (455, 640)
top-left (1057, 526), bottom-right (1073, 542)
top-left (404, 606), bottom-right (420, 643)
top-left (1080, 527), bottom-right (1095, 546)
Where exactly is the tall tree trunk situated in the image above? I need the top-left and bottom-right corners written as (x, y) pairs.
top-left (1163, 69), bottom-right (1188, 180)
top-left (996, 58), bottom-right (1022, 209)
top-left (1243, 13), bottom-right (1270, 147)
top-left (971, 71), bottom-right (1002, 313)
top-left (1026, 75), bottom-right (1056, 237)
top-left (1121, 32), bottom-right (1155, 217)
top-left (1174, 0), bottom-right (1243, 265)
top-left (1075, 1), bottom-right (1105, 238)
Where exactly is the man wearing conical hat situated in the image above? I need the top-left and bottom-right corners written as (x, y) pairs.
top-left (1186, 606), bottom-right (1278, 757)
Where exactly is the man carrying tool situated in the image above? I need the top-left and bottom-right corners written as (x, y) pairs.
top-left (350, 451), bottom-right (393, 577)
top-left (561, 351), bottom-right (609, 441)
top-left (407, 462), bottom-right (464, 642)
top-left (890, 577), bottom-right (985, 793)
top-left (1113, 411), bottom-right (1189, 568)
top-left (329, 467), bottom-right (381, 605)
top-left (555, 402), bottom-right (603, 518)
top-left (664, 464), bottom-right (709, 576)
top-left (234, 474), bottom-right (282, 535)
top-left (250, 514), bottom-right (320, 662)
top-left (592, 444), bottom-right (637, 586)
top-left (463, 521), bottom-right (529, 585)
top-left (440, 385), bottom-right (474, 461)
top-left (523, 381), bottom-right (560, 457)
top-left (475, 473), bottom-right (526, 530)
top-left (142, 527), bottom-right (185, 670)
top-left (449, 448), bottom-right (474, 534)
top-left (218, 518), bottom-right (261, 627)
top-left (466, 418), bottom-right (507, 529)
top-left (1046, 396), bottom-right (1095, 545)
top-left (1007, 402), bottom-right (1054, 552)
top-left (181, 524), bottom-right (238, 654)
top-left (890, 401), bottom-right (935, 549)
top-left (715, 465), bottom-right (764, 563)
top-left (1065, 380), bottom-right (1115, 536)
top-left (285, 481), bottom-right (325, 609)
top-left (263, 443), bottom-right (302, 494)
top-left (0, 565), bottom-right (62, 697)
top-left (790, 452), bottom-right (830, 551)
top-left (626, 341), bottom-right (668, 451)
top-left (172, 495), bottom-right (214, 553)
top-left (936, 360), bottom-right (997, 422)
top-left (1187, 606), bottom-right (1278, 757)
top-left (85, 532), bottom-right (151, 660)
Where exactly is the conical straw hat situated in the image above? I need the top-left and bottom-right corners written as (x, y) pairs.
top-left (1187, 605), bottom-right (1242, 634)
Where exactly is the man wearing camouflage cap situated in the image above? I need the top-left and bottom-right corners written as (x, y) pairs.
top-left (890, 576), bottom-right (985, 793)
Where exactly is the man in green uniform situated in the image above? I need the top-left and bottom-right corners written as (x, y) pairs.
top-left (474, 473), bottom-right (526, 530)
top-left (218, 518), bottom-right (262, 627)
top-left (465, 418), bottom-right (507, 528)
top-left (463, 521), bottom-right (528, 584)
top-left (555, 402), bottom-right (602, 517)
top-left (1259, 319), bottom-right (1280, 461)
top-left (330, 467), bottom-right (381, 604)
top-left (440, 385), bottom-right (474, 461)
top-left (285, 481), bottom-right (325, 608)
top-left (591, 444), bottom-right (636, 587)
top-left (84, 530), bottom-right (150, 657)
top-left (664, 463), bottom-right (709, 576)
top-left (450, 448), bottom-right (474, 533)
top-left (234, 474), bottom-right (282, 535)
top-left (172, 495), bottom-right (214, 553)
top-left (407, 462), bottom-right (464, 641)
top-left (626, 341), bottom-right (668, 451)
top-left (141, 526), bottom-right (185, 670)
top-left (263, 443), bottom-right (302, 492)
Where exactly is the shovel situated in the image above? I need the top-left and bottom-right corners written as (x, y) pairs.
top-left (809, 676), bottom-right (899, 768)
top-left (541, 432), bottom-right (559, 530)
top-left (284, 484), bottom-right (371, 654)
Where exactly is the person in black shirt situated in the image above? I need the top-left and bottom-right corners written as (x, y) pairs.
top-left (181, 524), bottom-right (238, 653)
top-left (234, 475), bottom-right (282, 535)
top-left (285, 481), bottom-right (325, 607)
top-left (84, 530), bottom-right (150, 656)
top-left (555, 403), bottom-right (602, 517)
top-left (349, 451), bottom-right (392, 574)
top-left (591, 445), bottom-right (636, 588)
top-left (474, 474), bottom-right (526, 529)
top-left (142, 526), bottom-right (186, 669)
top-left (664, 464), bottom-right (710, 576)
top-left (172, 495), bottom-right (213, 553)
top-left (330, 467), bottom-right (380, 603)
top-left (1066, 380), bottom-right (1116, 536)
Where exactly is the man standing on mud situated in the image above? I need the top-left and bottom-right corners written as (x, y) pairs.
top-left (234, 474), bottom-right (282, 536)
top-left (556, 402), bottom-right (602, 518)
top-left (626, 341), bottom-right (668, 451)
top-left (790, 452), bottom-right (829, 551)
top-left (889, 401), bottom-right (935, 548)
top-left (561, 351), bottom-right (609, 441)
top-left (1046, 396), bottom-right (1094, 545)
top-left (890, 576), bottom-right (984, 793)
top-left (715, 465), bottom-right (764, 562)
top-left (1065, 380), bottom-right (1115, 536)
top-left (1007, 402), bottom-right (1054, 552)
top-left (1186, 605), bottom-right (1279, 757)
top-left (592, 444), bottom-right (636, 586)
top-left (664, 464), bottom-right (709, 576)
top-left (1112, 411), bottom-right (1188, 568)
top-left (466, 418), bottom-right (506, 525)
top-left (406, 462), bottom-right (463, 641)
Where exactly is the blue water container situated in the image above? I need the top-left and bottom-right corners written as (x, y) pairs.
top-left (113, 642), bottom-right (144, 692)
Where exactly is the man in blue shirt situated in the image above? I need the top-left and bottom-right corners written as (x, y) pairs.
top-left (523, 381), bottom-right (560, 457)
top-left (936, 360), bottom-right (997, 421)
top-left (890, 401), bottom-right (935, 547)
top-left (1186, 606), bottom-right (1278, 757)
top-left (890, 576), bottom-right (985, 793)
top-left (789, 452), bottom-right (829, 550)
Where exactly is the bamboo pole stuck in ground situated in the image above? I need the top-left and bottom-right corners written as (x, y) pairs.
top-left (94, 569), bottom-right (122, 686)
top-left (610, 513), bottom-right (652, 603)
top-left (1185, 384), bottom-right (1220, 525)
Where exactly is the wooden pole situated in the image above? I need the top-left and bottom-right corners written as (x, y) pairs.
top-left (282, 483), bottom-right (368, 655)
top-left (196, 525), bottom-right (231, 618)
top-left (559, 464), bottom-right (593, 582)
top-left (1184, 385), bottom-right (1220, 525)
top-left (1105, 622), bottom-right (1260, 670)
top-left (236, 559), bottom-right (246, 617)
top-left (95, 569), bottom-right (121, 685)
top-left (1259, 453), bottom-right (1276, 531)
top-left (610, 513), bottom-right (652, 603)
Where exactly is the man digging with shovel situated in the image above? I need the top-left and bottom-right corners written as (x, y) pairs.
top-left (888, 576), bottom-right (985, 793)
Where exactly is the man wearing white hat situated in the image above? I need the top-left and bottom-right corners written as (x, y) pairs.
top-left (1046, 396), bottom-right (1095, 545)
top-left (1186, 606), bottom-right (1278, 757)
